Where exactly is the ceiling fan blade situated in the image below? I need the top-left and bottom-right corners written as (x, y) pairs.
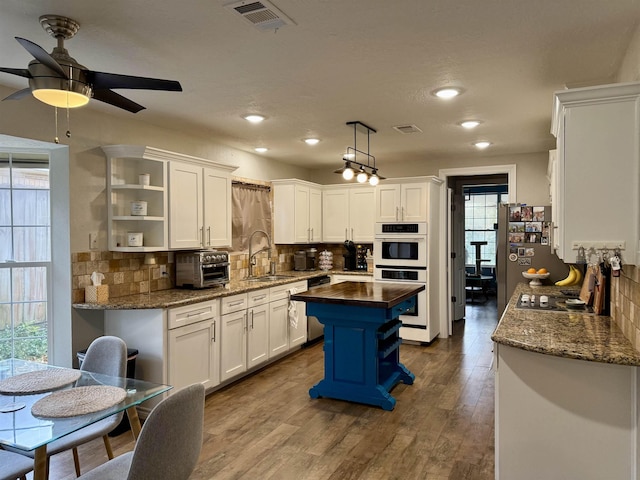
top-left (0, 67), bottom-right (32, 79)
top-left (15, 37), bottom-right (68, 79)
top-left (3, 88), bottom-right (33, 101)
top-left (92, 89), bottom-right (146, 113)
top-left (87, 71), bottom-right (182, 91)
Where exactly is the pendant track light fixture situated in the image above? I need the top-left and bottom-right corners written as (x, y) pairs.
top-left (333, 120), bottom-right (385, 186)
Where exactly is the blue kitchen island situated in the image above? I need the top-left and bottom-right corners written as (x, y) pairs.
top-left (290, 281), bottom-right (424, 411)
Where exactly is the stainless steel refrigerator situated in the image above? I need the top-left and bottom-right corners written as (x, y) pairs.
top-left (496, 204), bottom-right (568, 312)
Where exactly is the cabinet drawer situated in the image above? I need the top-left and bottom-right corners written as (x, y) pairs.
top-left (221, 293), bottom-right (248, 315)
top-left (248, 288), bottom-right (270, 307)
top-left (270, 280), bottom-right (307, 302)
top-left (168, 299), bottom-right (218, 330)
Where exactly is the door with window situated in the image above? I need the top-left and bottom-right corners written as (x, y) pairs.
top-left (0, 152), bottom-right (50, 362)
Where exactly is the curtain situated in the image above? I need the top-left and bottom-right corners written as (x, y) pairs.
top-left (231, 182), bottom-right (272, 253)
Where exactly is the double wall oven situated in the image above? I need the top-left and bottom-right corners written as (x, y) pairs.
top-left (374, 222), bottom-right (436, 342)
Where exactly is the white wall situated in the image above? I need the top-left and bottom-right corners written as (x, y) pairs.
top-left (0, 85), bottom-right (312, 252)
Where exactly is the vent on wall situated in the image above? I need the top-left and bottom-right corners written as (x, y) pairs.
top-left (224, 0), bottom-right (296, 31)
top-left (393, 124), bottom-right (423, 134)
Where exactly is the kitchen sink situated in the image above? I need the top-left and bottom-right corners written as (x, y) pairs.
top-left (246, 275), bottom-right (295, 282)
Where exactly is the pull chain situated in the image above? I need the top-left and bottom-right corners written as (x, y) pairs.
top-left (54, 107), bottom-right (59, 144)
top-left (66, 105), bottom-right (71, 138)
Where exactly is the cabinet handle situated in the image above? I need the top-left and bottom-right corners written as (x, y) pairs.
top-left (244, 312), bottom-right (248, 331)
top-left (229, 300), bottom-right (244, 307)
top-left (199, 226), bottom-right (204, 247)
top-left (212, 320), bottom-right (216, 342)
top-left (351, 228), bottom-right (354, 241)
top-left (396, 206), bottom-right (399, 221)
top-left (311, 228), bottom-right (314, 241)
top-left (207, 226), bottom-right (211, 246)
top-left (345, 228), bottom-right (348, 240)
top-left (254, 295), bottom-right (266, 301)
top-left (250, 310), bottom-right (254, 329)
top-left (401, 206), bottom-right (405, 221)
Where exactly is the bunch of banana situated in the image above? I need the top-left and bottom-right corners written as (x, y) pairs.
top-left (555, 265), bottom-right (583, 286)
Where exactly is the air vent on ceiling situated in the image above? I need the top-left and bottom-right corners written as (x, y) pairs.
top-left (393, 124), bottom-right (423, 134)
top-left (224, 0), bottom-right (296, 31)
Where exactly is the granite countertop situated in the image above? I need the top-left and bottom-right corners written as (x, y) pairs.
top-left (73, 270), bottom-right (372, 310)
top-left (291, 281), bottom-right (424, 308)
top-left (491, 282), bottom-right (640, 366)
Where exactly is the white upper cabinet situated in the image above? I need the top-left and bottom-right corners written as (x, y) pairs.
top-left (551, 82), bottom-right (640, 264)
top-left (167, 152), bottom-right (236, 249)
top-left (375, 181), bottom-right (428, 222)
top-left (103, 145), bottom-right (169, 252)
top-left (273, 179), bottom-right (322, 244)
top-left (322, 185), bottom-right (375, 242)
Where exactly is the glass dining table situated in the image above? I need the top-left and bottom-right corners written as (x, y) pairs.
top-left (0, 358), bottom-right (172, 480)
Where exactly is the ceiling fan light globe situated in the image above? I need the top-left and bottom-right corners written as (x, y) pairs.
top-left (32, 88), bottom-right (89, 108)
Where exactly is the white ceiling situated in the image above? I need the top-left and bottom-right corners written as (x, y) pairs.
top-left (0, 0), bottom-right (638, 171)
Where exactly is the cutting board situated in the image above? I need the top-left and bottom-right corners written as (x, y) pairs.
top-left (579, 265), bottom-right (597, 305)
top-left (592, 265), bottom-right (607, 315)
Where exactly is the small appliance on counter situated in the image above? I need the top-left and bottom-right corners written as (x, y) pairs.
top-left (294, 248), bottom-right (317, 271)
top-left (318, 250), bottom-right (333, 271)
top-left (175, 250), bottom-right (229, 288)
top-left (343, 240), bottom-right (357, 271)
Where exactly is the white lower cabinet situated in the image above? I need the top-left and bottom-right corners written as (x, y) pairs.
top-left (167, 300), bottom-right (220, 392)
top-left (269, 280), bottom-right (308, 356)
top-left (220, 290), bottom-right (271, 382)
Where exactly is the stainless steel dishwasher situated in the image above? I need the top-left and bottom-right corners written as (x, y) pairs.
top-left (306, 275), bottom-right (330, 343)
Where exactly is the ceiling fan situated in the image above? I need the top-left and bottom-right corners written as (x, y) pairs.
top-left (0, 14), bottom-right (182, 113)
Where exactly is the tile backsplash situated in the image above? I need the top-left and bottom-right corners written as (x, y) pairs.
top-left (72, 243), bottom-right (371, 303)
top-left (611, 265), bottom-right (640, 350)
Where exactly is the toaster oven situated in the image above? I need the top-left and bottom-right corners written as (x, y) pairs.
top-left (175, 250), bottom-right (229, 288)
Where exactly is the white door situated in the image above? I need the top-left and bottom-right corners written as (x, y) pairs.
top-left (203, 167), bottom-right (231, 247)
top-left (247, 304), bottom-right (269, 368)
top-left (322, 188), bottom-right (349, 242)
top-left (294, 185), bottom-right (310, 243)
top-left (169, 162), bottom-right (202, 248)
top-left (168, 319), bottom-right (218, 390)
top-left (309, 187), bottom-right (322, 242)
top-left (220, 310), bottom-right (247, 381)
top-left (350, 187), bottom-right (375, 242)
top-left (375, 184), bottom-right (400, 222)
top-left (268, 299), bottom-right (289, 357)
top-left (452, 191), bottom-right (467, 321)
top-left (401, 183), bottom-right (427, 222)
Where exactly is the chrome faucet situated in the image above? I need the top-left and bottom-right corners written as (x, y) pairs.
top-left (248, 229), bottom-right (272, 278)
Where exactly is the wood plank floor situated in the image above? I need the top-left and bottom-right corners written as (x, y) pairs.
top-left (46, 300), bottom-right (498, 480)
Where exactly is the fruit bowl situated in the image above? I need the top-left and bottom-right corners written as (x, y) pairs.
top-left (522, 271), bottom-right (551, 286)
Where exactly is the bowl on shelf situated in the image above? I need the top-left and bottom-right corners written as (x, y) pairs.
top-left (522, 271), bottom-right (551, 287)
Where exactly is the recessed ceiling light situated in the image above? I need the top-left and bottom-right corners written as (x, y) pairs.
top-left (254, 147), bottom-right (268, 153)
top-left (433, 87), bottom-right (463, 99)
top-left (474, 141), bottom-right (491, 149)
top-left (303, 138), bottom-right (320, 145)
top-left (244, 114), bottom-right (265, 124)
top-left (460, 120), bottom-right (481, 129)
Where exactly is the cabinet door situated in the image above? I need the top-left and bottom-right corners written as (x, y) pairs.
top-left (289, 300), bottom-right (307, 348)
top-left (294, 185), bottom-right (310, 243)
top-left (203, 167), bottom-right (232, 247)
top-left (401, 183), bottom-right (427, 222)
top-left (169, 162), bottom-right (203, 248)
top-left (309, 187), bottom-right (323, 242)
top-left (247, 304), bottom-right (269, 368)
top-left (220, 310), bottom-right (247, 381)
top-left (350, 187), bottom-right (375, 242)
top-left (268, 298), bottom-right (289, 357)
top-left (168, 319), bottom-right (219, 391)
top-left (322, 188), bottom-right (350, 242)
top-left (375, 184), bottom-right (401, 222)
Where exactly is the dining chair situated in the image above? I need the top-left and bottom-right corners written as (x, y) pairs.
top-left (76, 383), bottom-right (205, 480)
top-left (0, 449), bottom-right (34, 480)
top-left (4, 335), bottom-right (127, 477)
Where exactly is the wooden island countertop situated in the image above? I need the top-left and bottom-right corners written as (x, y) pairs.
top-left (290, 281), bottom-right (425, 309)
